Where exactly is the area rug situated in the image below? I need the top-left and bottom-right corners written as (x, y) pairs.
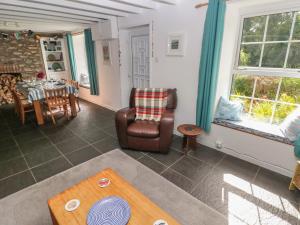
top-left (0, 149), bottom-right (227, 225)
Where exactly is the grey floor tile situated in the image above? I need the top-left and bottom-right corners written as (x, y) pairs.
top-left (138, 155), bottom-right (167, 174)
top-left (66, 146), bottom-right (102, 166)
top-left (0, 171), bottom-right (35, 199)
top-left (121, 148), bottom-right (144, 159)
top-left (0, 146), bottom-right (21, 163)
top-left (47, 129), bottom-right (75, 144)
top-left (92, 136), bottom-right (119, 153)
top-left (170, 156), bottom-right (213, 183)
top-left (161, 168), bottom-right (195, 193)
top-left (78, 128), bottom-right (109, 143)
top-left (0, 157), bottom-right (28, 179)
top-left (215, 155), bottom-right (259, 181)
top-left (55, 136), bottom-right (89, 154)
top-left (31, 157), bottom-right (72, 182)
top-left (148, 150), bottom-right (183, 167)
top-left (15, 130), bottom-right (44, 145)
top-left (188, 144), bottom-right (225, 165)
top-left (11, 124), bottom-right (37, 136)
top-left (103, 125), bottom-right (117, 138)
top-left (25, 146), bottom-right (61, 168)
top-left (19, 137), bottom-right (53, 154)
top-left (254, 168), bottom-right (300, 204)
top-left (0, 137), bottom-right (17, 150)
top-left (170, 135), bottom-right (183, 150)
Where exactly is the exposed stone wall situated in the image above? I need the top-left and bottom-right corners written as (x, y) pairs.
top-left (0, 31), bottom-right (44, 79)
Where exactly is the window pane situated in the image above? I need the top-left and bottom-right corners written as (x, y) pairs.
top-left (287, 43), bottom-right (300, 68)
top-left (266, 12), bottom-right (293, 41)
top-left (292, 13), bottom-right (300, 40)
top-left (239, 44), bottom-right (261, 67)
top-left (230, 96), bottom-right (251, 113)
top-left (273, 104), bottom-right (297, 124)
top-left (242, 16), bottom-right (266, 42)
top-left (279, 77), bottom-right (300, 104)
top-left (251, 100), bottom-right (274, 123)
top-left (254, 76), bottom-right (280, 100)
top-left (231, 74), bottom-right (255, 97)
top-left (261, 43), bottom-right (288, 68)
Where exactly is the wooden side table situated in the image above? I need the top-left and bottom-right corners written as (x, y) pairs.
top-left (177, 124), bottom-right (203, 155)
top-left (289, 161), bottom-right (300, 191)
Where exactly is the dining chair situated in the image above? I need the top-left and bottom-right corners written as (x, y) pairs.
top-left (43, 87), bottom-right (69, 125)
top-left (67, 80), bottom-right (80, 111)
top-left (11, 89), bottom-right (34, 125)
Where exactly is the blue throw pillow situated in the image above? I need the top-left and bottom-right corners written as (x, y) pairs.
top-left (215, 97), bottom-right (243, 121)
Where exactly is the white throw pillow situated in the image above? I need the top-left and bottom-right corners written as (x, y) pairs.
top-left (280, 107), bottom-right (300, 142)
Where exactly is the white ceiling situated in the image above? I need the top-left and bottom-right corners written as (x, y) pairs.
top-left (0, 0), bottom-right (177, 32)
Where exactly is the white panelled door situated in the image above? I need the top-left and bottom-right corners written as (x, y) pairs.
top-left (131, 35), bottom-right (150, 88)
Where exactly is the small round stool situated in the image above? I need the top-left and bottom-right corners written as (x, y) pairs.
top-left (177, 124), bottom-right (203, 155)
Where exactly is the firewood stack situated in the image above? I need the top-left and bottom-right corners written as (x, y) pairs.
top-left (0, 64), bottom-right (22, 106)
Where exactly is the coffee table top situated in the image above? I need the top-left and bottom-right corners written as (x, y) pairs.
top-left (48, 168), bottom-right (180, 225)
top-left (177, 124), bottom-right (202, 136)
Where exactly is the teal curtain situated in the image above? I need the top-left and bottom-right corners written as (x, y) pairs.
top-left (66, 33), bottom-right (77, 81)
top-left (295, 135), bottom-right (300, 158)
top-left (84, 28), bottom-right (99, 95)
top-left (196, 0), bottom-right (226, 133)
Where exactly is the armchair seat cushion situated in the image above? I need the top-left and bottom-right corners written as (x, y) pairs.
top-left (127, 120), bottom-right (160, 138)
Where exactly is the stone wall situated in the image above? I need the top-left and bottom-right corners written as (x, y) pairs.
top-left (0, 31), bottom-right (44, 79)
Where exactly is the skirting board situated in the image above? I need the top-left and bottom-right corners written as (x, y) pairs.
top-left (198, 136), bottom-right (294, 178)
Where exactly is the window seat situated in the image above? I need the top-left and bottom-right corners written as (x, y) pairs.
top-left (213, 118), bottom-right (293, 146)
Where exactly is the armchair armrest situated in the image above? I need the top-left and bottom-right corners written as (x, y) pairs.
top-left (115, 107), bottom-right (136, 148)
top-left (159, 110), bottom-right (175, 152)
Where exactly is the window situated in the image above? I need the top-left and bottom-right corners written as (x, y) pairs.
top-left (73, 33), bottom-right (90, 88)
top-left (230, 11), bottom-right (300, 124)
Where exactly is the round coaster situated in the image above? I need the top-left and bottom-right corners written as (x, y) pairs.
top-left (98, 178), bottom-right (110, 188)
top-left (65, 199), bottom-right (80, 212)
top-left (153, 219), bottom-right (168, 225)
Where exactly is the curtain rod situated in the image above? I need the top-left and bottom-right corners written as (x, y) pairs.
top-left (195, 0), bottom-right (230, 9)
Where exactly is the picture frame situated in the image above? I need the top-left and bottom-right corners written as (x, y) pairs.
top-left (166, 33), bottom-right (186, 56)
top-left (102, 41), bottom-right (111, 65)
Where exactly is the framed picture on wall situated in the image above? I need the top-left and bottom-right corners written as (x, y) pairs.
top-left (166, 33), bottom-right (186, 56)
top-left (102, 41), bottom-right (111, 65)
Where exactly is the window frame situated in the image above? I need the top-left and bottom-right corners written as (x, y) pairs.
top-left (230, 7), bottom-right (300, 124)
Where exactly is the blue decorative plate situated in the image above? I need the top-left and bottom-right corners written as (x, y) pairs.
top-left (87, 196), bottom-right (131, 225)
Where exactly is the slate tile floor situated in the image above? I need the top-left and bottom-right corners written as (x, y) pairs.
top-left (0, 100), bottom-right (300, 224)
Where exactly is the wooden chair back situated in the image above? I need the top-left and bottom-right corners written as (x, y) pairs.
top-left (68, 80), bottom-right (79, 89)
top-left (11, 89), bottom-right (21, 114)
top-left (44, 87), bottom-right (68, 107)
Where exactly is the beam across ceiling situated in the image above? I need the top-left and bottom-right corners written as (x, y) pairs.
top-left (0, 10), bottom-right (95, 24)
top-left (108, 0), bottom-right (157, 9)
top-left (0, 15), bottom-right (90, 25)
top-left (0, 0), bottom-right (115, 20)
top-left (24, 0), bottom-right (128, 17)
top-left (71, 0), bottom-right (142, 14)
top-left (0, 4), bottom-right (101, 22)
top-left (153, 0), bottom-right (177, 5)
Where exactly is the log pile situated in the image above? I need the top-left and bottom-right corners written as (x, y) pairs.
top-left (0, 74), bottom-right (22, 105)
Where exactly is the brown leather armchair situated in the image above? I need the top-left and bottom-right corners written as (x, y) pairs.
top-left (115, 88), bottom-right (177, 153)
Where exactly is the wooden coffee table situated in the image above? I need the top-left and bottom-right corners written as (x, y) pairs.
top-left (177, 124), bottom-right (203, 155)
top-left (48, 168), bottom-right (180, 225)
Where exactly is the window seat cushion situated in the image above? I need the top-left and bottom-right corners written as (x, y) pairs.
top-left (213, 118), bottom-right (293, 145)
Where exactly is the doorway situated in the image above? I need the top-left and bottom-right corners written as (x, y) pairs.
top-left (119, 24), bottom-right (151, 107)
top-left (130, 32), bottom-right (150, 88)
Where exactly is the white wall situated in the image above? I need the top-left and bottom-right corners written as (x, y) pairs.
top-left (116, 0), bottom-right (299, 177)
top-left (79, 39), bottom-right (122, 111)
top-left (118, 0), bottom-right (205, 127)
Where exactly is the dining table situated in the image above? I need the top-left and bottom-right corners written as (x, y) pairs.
top-left (16, 80), bottom-right (78, 125)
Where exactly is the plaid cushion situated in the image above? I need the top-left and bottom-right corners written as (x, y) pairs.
top-left (135, 88), bottom-right (168, 122)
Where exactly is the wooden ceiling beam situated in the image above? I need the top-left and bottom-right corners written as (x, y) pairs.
top-left (0, 10), bottom-right (94, 24)
top-left (108, 0), bottom-right (157, 9)
top-left (71, 0), bottom-right (142, 14)
top-left (0, 1), bottom-right (114, 20)
top-left (24, 0), bottom-right (128, 17)
top-left (0, 5), bottom-right (101, 22)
